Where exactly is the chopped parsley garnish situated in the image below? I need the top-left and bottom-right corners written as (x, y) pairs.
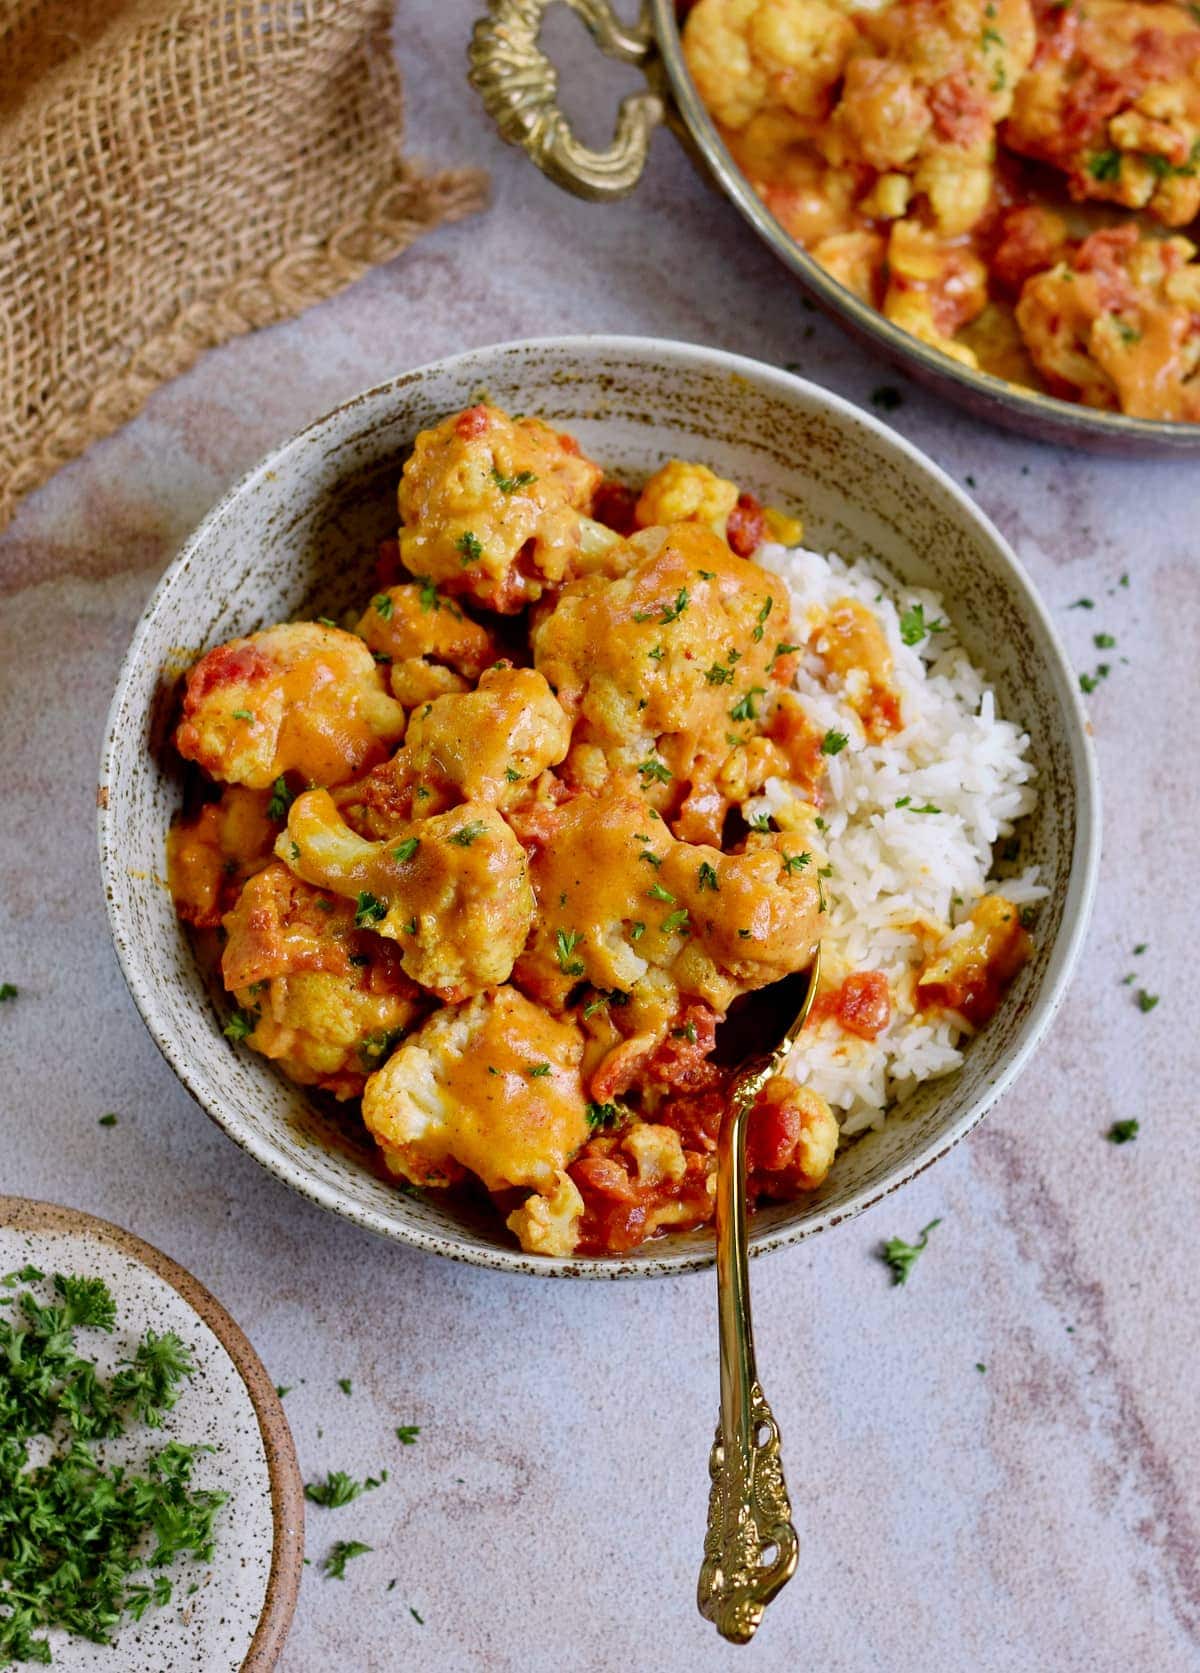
top-left (415, 576), bottom-right (441, 612)
top-left (586, 1102), bottom-right (622, 1129)
top-left (315, 897), bottom-right (336, 912)
top-left (782, 852), bottom-right (811, 873)
top-left (323, 1540), bottom-right (373, 1580)
top-left (456, 531), bottom-right (483, 565)
top-left (1133, 942), bottom-right (1148, 955)
top-left (698, 862), bottom-right (720, 892)
top-left (230, 708), bottom-right (254, 722)
top-left (661, 908), bottom-right (691, 935)
top-left (911, 802), bottom-right (942, 814)
top-left (660, 588), bottom-right (689, 623)
top-left (629, 921), bottom-right (646, 941)
top-left (1068, 597), bottom-right (1095, 610)
top-left (1079, 673), bottom-right (1099, 694)
top-left (582, 989), bottom-right (626, 1020)
top-left (448, 821), bottom-right (486, 847)
top-left (704, 661), bottom-right (734, 685)
top-left (820, 729), bottom-right (849, 755)
top-left (317, 616), bottom-right (338, 629)
top-left (975, 1362), bottom-right (987, 1373)
top-left (729, 686), bottom-right (766, 722)
top-left (354, 892), bottom-right (388, 926)
top-left (1088, 148), bottom-right (1120, 181)
top-left (372, 593), bottom-right (394, 620)
top-left (98, 1113), bottom-right (119, 1127)
top-left (632, 610), bottom-right (652, 623)
top-left (749, 814), bottom-right (772, 832)
top-left (337, 1377), bottom-right (352, 1396)
top-left (0, 1270), bottom-right (226, 1660)
top-left (771, 641), bottom-right (800, 663)
top-left (647, 644), bottom-right (665, 663)
top-left (1136, 989), bottom-right (1159, 1013)
top-left (646, 882), bottom-right (675, 904)
top-left (504, 766), bottom-right (523, 782)
top-left (304, 1470), bottom-right (380, 1508)
top-left (895, 796), bottom-right (911, 808)
top-left (1093, 631), bottom-right (1116, 648)
top-left (898, 603), bottom-right (945, 646)
top-left (223, 1008), bottom-right (257, 1042)
top-left (396, 1425), bottom-right (420, 1445)
top-left (0, 983), bottom-right (16, 1001)
top-left (752, 597), bottom-right (773, 642)
top-left (392, 837), bottom-right (421, 864)
top-left (1107, 1119), bottom-right (1139, 1144)
top-left (267, 776), bottom-right (293, 820)
top-left (880, 1218), bottom-right (941, 1285)
top-left (410, 1606), bottom-right (425, 1624)
top-left (871, 385), bottom-right (903, 411)
top-left (981, 24), bottom-right (1004, 44)
top-left (402, 917), bottom-right (417, 936)
top-left (490, 467), bottom-right (537, 494)
top-left (526, 1062), bottom-right (552, 1078)
top-left (637, 757), bottom-right (672, 785)
top-left (555, 928), bottom-right (585, 976)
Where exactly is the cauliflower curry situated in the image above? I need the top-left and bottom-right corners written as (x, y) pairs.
top-left (167, 405), bottom-right (1028, 1257)
top-left (682, 0), bottom-right (1200, 419)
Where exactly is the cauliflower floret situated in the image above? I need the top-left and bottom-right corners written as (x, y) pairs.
top-left (355, 582), bottom-right (498, 708)
top-left (362, 987), bottom-right (591, 1193)
top-left (277, 790), bottom-right (534, 1001)
top-left (220, 862), bottom-right (420, 1099)
top-left (396, 404), bottom-right (608, 613)
top-left (532, 522), bottom-right (790, 798)
top-left (513, 789), bottom-right (823, 1020)
top-left (1015, 224), bottom-right (1200, 420)
top-left (633, 459), bottom-right (740, 538)
top-left (506, 1168), bottom-right (586, 1256)
top-left (622, 1122), bottom-right (687, 1186)
top-left (402, 665), bottom-right (572, 813)
top-left (882, 220), bottom-right (989, 365)
top-left (683, 0), bottom-right (855, 131)
top-left (748, 1078), bottom-right (839, 1193)
top-left (810, 597), bottom-right (903, 739)
top-left (166, 786), bottom-right (277, 928)
top-left (175, 623), bottom-right (405, 790)
top-left (917, 893), bottom-right (1032, 1025)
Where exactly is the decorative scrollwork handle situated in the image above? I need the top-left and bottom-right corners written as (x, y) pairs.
top-left (468, 0), bottom-right (664, 201)
top-left (698, 947), bottom-right (822, 1644)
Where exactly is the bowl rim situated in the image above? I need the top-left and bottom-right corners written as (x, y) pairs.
top-left (646, 0), bottom-right (1200, 453)
top-left (98, 333), bottom-right (1101, 1279)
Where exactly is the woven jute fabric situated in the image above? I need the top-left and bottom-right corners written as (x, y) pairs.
top-left (0, 0), bottom-right (488, 530)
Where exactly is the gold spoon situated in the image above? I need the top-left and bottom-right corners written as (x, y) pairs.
top-left (697, 943), bottom-right (822, 1645)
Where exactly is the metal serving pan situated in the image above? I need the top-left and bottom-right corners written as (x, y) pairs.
top-left (469, 0), bottom-right (1200, 455)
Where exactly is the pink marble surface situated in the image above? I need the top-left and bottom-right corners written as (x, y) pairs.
top-left (2, 7), bottom-right (1198, 1670)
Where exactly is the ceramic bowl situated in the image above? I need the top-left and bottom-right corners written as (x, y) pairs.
top-left (98, 336), bottom-right (1099, 1277)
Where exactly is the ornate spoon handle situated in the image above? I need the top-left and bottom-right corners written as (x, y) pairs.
top-left (697, 947), bottom-right (821, 1644)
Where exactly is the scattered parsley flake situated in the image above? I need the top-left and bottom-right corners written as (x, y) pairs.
top-left (402, 917), bottom-right (417, 936)
top-left (1136, 989), bottom-right (1159, 1013)
top-left (752, 597), bottom-right (773, 641)
top-left (1068, 597), bottom-right (1095, 610)
top-left (396, 1425), bottom-right (420, 1445)
top-left (275, 1384), bottom-right (292, 1398)
top-left (661, 908), bottom-right (691, 935)
top-left (705, 661), bottom-right (734, 685)
top-left (1107, 1119), bottom-right (1139, 1144)
top-left (895, 796), bottom-right (912, 808)
top-left (1094, 631), bottom-right (1116, 648)
top-left (372, 593), bottom-right (394, 620)
top-left (490, 467), bottom-right (537, 494)
top-left (526, 1062), bottom-right (552, 1078)
top-left (337, 1378), bottom-right (352, 1396)
top-left (354, 892), bottom-right (388, 926)
top-left (504, 766), bottom-right (523, 782)
top-left (1133, 942), bottom-right (1148, 955)
top-left (880, 1218), bottom-right (941, 1285)
top-left (223, 1008), bottom-right (256, 1042)
top-left (697, 568), bottom-right (716, 580)
top-left (771, 641), bottom-right (800, 663)
top-left (449, 821), bottom-right (486, 847)
top-left (898, 603), bottom-right (945, 645)
top-left (1079, 672), bottom-right (1099, 694)
top-left (637, 757), bottom-right (672, 785)
top-left (456, 531), bottom-right (483, 565)
top-left (554, 928), bottom-right (586, 976)
top-left (416, 577), bottom-right (441, 613)
top-left (749, 814), bottom-right (772, 832)
top-left (98, 1113), bottom-right (119, 1127)
top-left (975, 1362), bottom-right (987, 1373)
top-left (231, 708), bottom-right (253, 721)
top-left (698, 861), bottom-right (720, 892)
top-left (782, 852), bottom-right (811, 874)
top-left (629, 921), bottom-right (646, 941)
top-left (323, 1540), bottom-right (373, 1580)
top-left (821, 729), bottom-right (849, 756)
top-left (730, 686), bottom-right (766, 722)
top-left (392, 837), bottom-right (421, 864)
top-left (660, 588), bottom-right (689, 623)
top-left (305, 1470), bottom-right (379, 1508)
top-left (1088, 148), bottom-right (1121, 181)
top-left (911, 802), bottom-right (942, 815)
top-left (267, 777), bottom-right (293, 820)
top-left (317, 616), bottom-right (338, 629)
top-left (410, 1606), bottom-right (424, 1624)
top-left (647, 882), bottom-right (675, 904)
top-left (0, 983), bottom-right (16, 1001)
top-left (586, 1101), bottom-right (622, 1130)
top-left (647, 644), bottom-right (665, 663)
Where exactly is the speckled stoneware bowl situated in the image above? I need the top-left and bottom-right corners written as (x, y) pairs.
top-left (0, 1198), bottom-right (303, 1668)
top-left (99, 336), bottom-right (1099, 1278)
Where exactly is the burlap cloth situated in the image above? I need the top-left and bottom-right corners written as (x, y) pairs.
top-left (0, 0), bottom-right (488, 530)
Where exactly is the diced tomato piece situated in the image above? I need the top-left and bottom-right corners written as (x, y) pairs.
top-left (726, 493), bottom-right (766, 557)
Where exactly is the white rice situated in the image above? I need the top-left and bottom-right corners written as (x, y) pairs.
top-left (748, 542), bottom-right (1045, 1136)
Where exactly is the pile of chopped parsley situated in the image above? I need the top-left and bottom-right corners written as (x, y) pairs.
top-left (0, 1266), bottom-right (226, 1664)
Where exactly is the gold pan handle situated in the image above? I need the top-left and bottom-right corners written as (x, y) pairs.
top-left (468, 0), bottom-right (664, 201)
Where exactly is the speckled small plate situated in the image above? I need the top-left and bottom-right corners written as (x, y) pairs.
top-left (0, 1198), bottom-right (304, 1669)
top-left (98, 336), bottom-right (1100, 1278)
